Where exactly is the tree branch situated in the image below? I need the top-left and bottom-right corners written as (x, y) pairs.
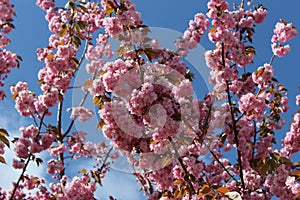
top-left (9, 154), bottom-right (32, 200)
top-left (269, 55), bottom-right (275, 65)
top-left (225, 81), bottom-right (245, 189)
top-left (63, 90), bottom-right (89, 138)
top-left (168, 137), bottom-right (196, 194)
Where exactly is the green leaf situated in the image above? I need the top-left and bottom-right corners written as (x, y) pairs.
top-left (280, 156), bottom-right (293, 167)
top-left (77, 21), bottom-right (88, 29)
top-left (270, 152), bottom-right (280, 161)
top-left (72, 36), bottom-right (81, 48)
top-left (267, 158), bottom-right (278, 172)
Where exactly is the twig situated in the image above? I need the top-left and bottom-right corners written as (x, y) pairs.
top-left (252, 121), bottom-right (257, 160)
top-left (208, 146), bottom-right (238, 182)
top-left (57, 101), bottom-right (63, 136)
top-left (56, 101), bottom-right (66, 180)
top-left (68, 85), bottom-right (83, 89)
top-left (225, 81), bottom-right (245, 189)
top-left (78, 39), bottom-right (89, 68)
top-left (269, 55), bottom-right (275, 65)
top-left (9, 154), bottom-right (32, 200)
top-left (63, 90), bottom-right (89, 138)
top-left (99, 146), bottom-right (113, 173)
top-left (168, 137), bottom-right (196, 194)
top-left (240, 0), bottom-right (245, 8)
top-left (10, 111), bottom-right (47, 200)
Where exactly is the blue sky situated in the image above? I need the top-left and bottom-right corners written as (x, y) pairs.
top-left (1, 0), bottom-right (300, 199)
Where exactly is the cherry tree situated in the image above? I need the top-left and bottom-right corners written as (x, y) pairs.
top-left (0, 0), bottom-right (299, 199)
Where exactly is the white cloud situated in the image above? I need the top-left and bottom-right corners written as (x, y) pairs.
top-left (96, 168), bottom-right (146, 200)
top-left (68, 158), bottom-right (146, 200)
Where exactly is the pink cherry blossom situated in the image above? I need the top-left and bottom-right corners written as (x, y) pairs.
top-left (296, 94), bottom-right (300, 106)
top-left (252, 63), bottom-right (274, 86)
top-left (12, 159), bottom-right (25, 169)
top-left (238, 93), bottom-right (266, 120)
top-left (70, 106), bottom-right (93, 122)
top-left (36, 0), bottom-right (54, 10)
top-left (253, 7), bottom-right (267, 24)
top-left (271, 20), bottom-right (297, 57)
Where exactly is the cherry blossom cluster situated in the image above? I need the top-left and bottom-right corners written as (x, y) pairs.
top-left (70, 106), bottom-right (93, 122)
top-left (175, 13), bottom-right (209, 56)
top-left (238, 93), bottom-right (266, 120)
top-left (252, 63), bottom-right (274, 87)
top-left (0, 0), bottom-right (19, 100)
top-left (101, 0), bottom-right (143, 37)
top-left (280, 94), bottom-right (300, 157)
top-left (3, 1), bottom-right (121, 199)
top-left (271, 19), bottom-right (297, 57)
top-left (91, 1), bottom-right (300, 198)
top-left (200, 1), bottom-right (300, 200)
top-left (1, 0), bottom-right (300, 199)
top-left (204, 1), bottom-right (268, 99)
top-left (10, 81), bottom-right (51, 117)
top-left (264, 165), bottom-right (300, 199)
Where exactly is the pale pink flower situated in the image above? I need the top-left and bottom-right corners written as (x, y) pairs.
top-left (70, 106), bottom-right (93, 122)
top-left (253, 7), bottom-right (267, 24)
top-left (12, 159), bottom-right (25, 169)
top-left (36, 0), bottom-right (54, 10)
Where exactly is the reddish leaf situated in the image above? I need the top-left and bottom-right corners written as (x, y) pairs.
top-left (0, 136), bottom-right (10, 148)
top-left (97, 119), bottom-right (106, 130)
top-left (217, 187), bottom-right (230, 194)
top-left (0, 156), bottom-right (6, 164)
top-left (0, 128), bottom-right (9, 137)
top-left (12, 92), bottom-right (19, 100)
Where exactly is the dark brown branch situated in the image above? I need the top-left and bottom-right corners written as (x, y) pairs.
top-left (78, 39), bottom-right (89, 68)
top-left (10, 111), bottom-right (47, 200)
top-left (221, 41), bottom-right (245, 189)
top-left (209, 148), bottom-right (238, 182)
top-left (9, 154), bottom-right (32, 200)
top-left (252, 121), bottom-right (257, 160)
top-left (99, 146), bottom-right (113, 173)
top-left (63, 90), bottom-right (89, 138)
top-left (225, 81), bottom-right (245, 189)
